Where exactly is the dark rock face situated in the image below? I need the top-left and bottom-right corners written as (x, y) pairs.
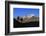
top-left (13, 18), bottom-right (39, 28)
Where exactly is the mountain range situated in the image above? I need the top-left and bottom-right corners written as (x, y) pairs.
top-left (14, 15), bottom-right (39, 23)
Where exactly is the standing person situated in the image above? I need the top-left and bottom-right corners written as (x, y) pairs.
top-left (17, 16), bottom-right (19, 20)
top-left (20, 17), bottom-right (23, 23)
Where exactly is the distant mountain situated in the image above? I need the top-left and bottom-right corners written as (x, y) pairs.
top-left (14, 16), bottom-right (39, 23)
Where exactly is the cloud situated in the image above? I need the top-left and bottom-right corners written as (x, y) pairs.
top-left (30, 14), bottom-right (35, 17)
top-left (27, 14), bottom-right (35, 17)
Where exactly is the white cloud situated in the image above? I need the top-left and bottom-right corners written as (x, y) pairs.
top-left (30, 14), bottom-right (35, 17)
top-left (27, 14), bottom-right (35, 17)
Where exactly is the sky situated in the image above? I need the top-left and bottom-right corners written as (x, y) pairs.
top-left (13, 8), bottom-right (39, 17)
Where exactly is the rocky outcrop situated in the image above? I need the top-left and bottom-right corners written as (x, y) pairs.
top-left (14, 16), bottom-right (39, 23)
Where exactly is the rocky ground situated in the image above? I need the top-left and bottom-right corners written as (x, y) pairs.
top-left (13, 18), bottom-right (39, 28)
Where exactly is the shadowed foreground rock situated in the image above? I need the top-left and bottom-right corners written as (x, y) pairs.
top-left (13, 18), bottom-right (39, 28)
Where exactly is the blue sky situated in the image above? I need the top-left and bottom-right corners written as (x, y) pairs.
top-left (13, 8), bottom-right (39, 17)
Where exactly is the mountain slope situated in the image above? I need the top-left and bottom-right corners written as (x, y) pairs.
top-left (15, 16), bottom-right (39, 23)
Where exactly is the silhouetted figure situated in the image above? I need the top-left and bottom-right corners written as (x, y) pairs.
top-left (17, 16), bottom-right (19, 20)
top-left (20, 18), bottom-right (23, 22)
